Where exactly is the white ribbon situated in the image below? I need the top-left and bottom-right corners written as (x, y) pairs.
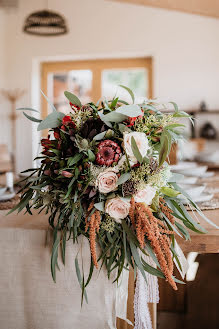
top-left (134, 253), bottom-right (159, 329)
top-left (116, 268), bottom-right (133, 325)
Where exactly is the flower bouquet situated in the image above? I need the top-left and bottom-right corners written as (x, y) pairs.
top-left (12, 86), bottom-right (217, 303)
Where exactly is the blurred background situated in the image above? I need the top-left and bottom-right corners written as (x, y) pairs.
top-left (0, 1), bottom-right (219, 328)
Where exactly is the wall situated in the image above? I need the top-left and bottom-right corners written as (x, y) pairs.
top-left (1, 0), bottom-right (219, 172)
top-left (0, 9), bottom-right (11, 153)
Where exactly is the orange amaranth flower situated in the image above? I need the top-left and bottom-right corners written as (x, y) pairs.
top-left (131, 201), bottom-right (177, 290)
top-left (159, 198), bottom-right (175, 224)
top-left (85, 203), bottom-right (101, 268)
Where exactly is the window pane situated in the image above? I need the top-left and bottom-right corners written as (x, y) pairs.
top-left (47, 70), bottom-right (92, 113)
top-left (101, 68), bottom-right (148, 102)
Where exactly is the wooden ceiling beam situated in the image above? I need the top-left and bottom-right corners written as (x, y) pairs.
top-left (110, 0), bottom-right (219, 19)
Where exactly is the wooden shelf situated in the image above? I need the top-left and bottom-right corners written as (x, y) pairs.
top-left (188, 109), bottom-right (219, 115)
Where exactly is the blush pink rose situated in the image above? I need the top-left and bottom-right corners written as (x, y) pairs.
top-left (96, 170), bottom-right (118, 194)
top-left (105, 197), bottom-right (130, 222)
top-left (134, 185), bottom-right (156, 205)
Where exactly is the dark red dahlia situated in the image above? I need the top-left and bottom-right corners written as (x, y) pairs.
top-left (96, 140), bottom-right (121, 166)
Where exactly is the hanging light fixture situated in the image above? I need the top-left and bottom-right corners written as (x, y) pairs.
top-left (23, 1), bottom-right (68, 36)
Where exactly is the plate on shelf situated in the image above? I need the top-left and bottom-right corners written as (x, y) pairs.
top-left (201, 171), bottom-right (215, 178)
top-left (180, 192), bottom-right (213, 204)
top-left (181, 176), bottom-right (198, 184)
top-left (0, 192), bottom-right (15, 201)
top-left (170, 161), bottom-right (198, 171)
top-left (178, 184), bottom-right (206, 198)
top-left (173, 165), bottom-right (208, 177)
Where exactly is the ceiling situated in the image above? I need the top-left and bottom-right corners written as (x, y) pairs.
top-left (110, 0), bottom-right (219, 19)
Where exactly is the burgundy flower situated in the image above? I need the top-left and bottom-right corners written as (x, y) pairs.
top-left (69, 102), bottom-right (80, 111)
top-left (62, 115), bottom-right (72, 125)
top-left (96, 140), bottom-right (121, 166)
top-left (61, 170), bottom-right (73, 178)
top-left (124, 110), bottom-right (144, 127)
top-left (53, 128), bottom-right (60, 140)
top-left (41, 138), bottom-right (52, 149)
top-left (62, 115), bottom-right (76, 131)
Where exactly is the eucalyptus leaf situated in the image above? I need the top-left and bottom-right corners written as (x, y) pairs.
top-left (61, 230), bottom-right (67, 265)
top-left (118, 124), bottom-right (131, 133)
top-left (41, 90), bottom-right (57, 112)
top-left (75, 256), bottom-right (88, 304)
top-left (160, 186), bottom-right (180, 197)
top-left (110, 97), bottom-right (119, 109)
top-left (172, 182), bottom-right (219, 229)
top-left (94, 201), bottom-right (105, 212)
top-left (98, 111), bottom-right (112, 128)
top-left (88, 149), bottom-right (95, 162)
top-left (119, 85), bottom-right (135, 103)
top-left (173, 111), bottom-right (190, 118)
top-left (131, 136), bottom-right (143, 164)
top-left (175, 221), bottom-right (190, 240)
top-left (116, 104), bottom-right (142, 117)
top-left (51, 233), bottom-right (60, 282)
top-left (67, 154), bottom-right (82, 166)
top-left (23, 112), bottom-right (42, 123)
top-left (159, 132), bottom-right (171, 167)
top-left (64, 91), bottom-right (82, 108)
top-left (141, 258), bottom-right (165, 278)
top-left (93, 131), bottom-right (106, 141)
top-left (130, 241), bottom-right (147, 283)
top-left (37, 111), bottom-right (65, 131)
top-left (17, 107), bottom-right (39, 113)
top-left (169, 101), bottom-right (179, 112)
top-left (118, 99), bottom-right (129, 105)
top-left (165, 123), bottom-right (185, 130)
top-left (102, 111), bottom-right (128, 123)
top-left (117, 172), bottom-right (131, 185)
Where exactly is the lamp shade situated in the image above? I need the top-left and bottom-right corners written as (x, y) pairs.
top-left (23, 10), bottom-right (67, 36)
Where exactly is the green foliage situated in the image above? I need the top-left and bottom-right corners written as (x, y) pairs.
top-left (159, 131), bottom-right (171, 167)
top-left (64, 91), bottom-right (82, 107)
top-left (38, 111), bottom-right (65, 131)
top-left (41, 90), bottom-right (57, 112)
top-left (160, 186), bottom-right (180, 197)
top-left (117, 172), bottom-right (131, 185)
top-left (11, 86), bottom-right (215, 305)
top-left (131, 136), bottom-right (143, 164)
top-left (119, 85), bottom-right (135, 103)
top-left (116, 104), bottom-right (142, 117)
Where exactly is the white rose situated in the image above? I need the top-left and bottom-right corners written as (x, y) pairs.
top-left (124, 132), bottom-right (150, 164)
top-left (96, 169), bottom-right (118, 194)
top-left (134, 185), bottom-right (156, 205)
top-left (105, 197), bottom-right (130, 222)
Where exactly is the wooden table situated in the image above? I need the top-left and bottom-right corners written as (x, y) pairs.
top-left (0, 181), bottom-right (219, 329)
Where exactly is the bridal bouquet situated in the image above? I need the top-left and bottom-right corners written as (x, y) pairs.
top-left (12, 86), bottom-right (215, 300)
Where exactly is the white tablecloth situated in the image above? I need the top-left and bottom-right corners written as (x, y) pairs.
top-left (0, 224), bottom-right (128, 329)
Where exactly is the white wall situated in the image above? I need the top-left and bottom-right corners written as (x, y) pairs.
top-left (1, 0), bottom-right (219, 172)
top-left (0, 9), bottom-right (12, 153)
